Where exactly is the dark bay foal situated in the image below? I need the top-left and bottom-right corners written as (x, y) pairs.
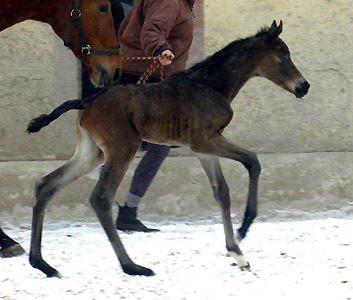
top-left (27, 21), bottom-right (309, 277)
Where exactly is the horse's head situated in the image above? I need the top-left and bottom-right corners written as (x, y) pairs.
top-left (255, 21), bottom-right (310, 98)
top-left (53, 0), bottom-right (122, 87)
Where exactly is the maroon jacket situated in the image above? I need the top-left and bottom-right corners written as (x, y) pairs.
top-left (118, 0), bottom-right (194, 78)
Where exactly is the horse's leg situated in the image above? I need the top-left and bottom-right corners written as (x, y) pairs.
top-left (0, 226), bottom-right (25, 257)
top-left (237, 151), bottom-right (260, 241)
top-left (192, 133), bottom-right (260, 239)
top-left (196, 153), bottom-right (250, 270)
top-left (30, 125), bottom-right (103, 277)
top-left (89, 142), bottom-right (154, 276)
top-left (191, 133), bottom-right (260, 265)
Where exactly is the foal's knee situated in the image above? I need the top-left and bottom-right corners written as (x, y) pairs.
top-left (244, 152), bottom-right (261, 177)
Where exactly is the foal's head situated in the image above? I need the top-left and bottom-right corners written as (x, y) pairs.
top-left (255, 21), bottom-right (310, 98)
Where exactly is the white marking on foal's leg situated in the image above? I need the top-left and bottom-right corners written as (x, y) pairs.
top-left (227, 252), bottom-right (250, 271)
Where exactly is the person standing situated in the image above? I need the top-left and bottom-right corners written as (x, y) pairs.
top-left (115, 0), bottom-right (195, 232)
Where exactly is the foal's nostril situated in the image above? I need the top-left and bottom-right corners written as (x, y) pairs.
top-left (303, 80), bottom-right (310, 91)
top-left (295, 80), bottom-right (310, 98)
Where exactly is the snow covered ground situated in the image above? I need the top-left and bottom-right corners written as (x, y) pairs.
top-left (1, 218), bottom-right (352, 300)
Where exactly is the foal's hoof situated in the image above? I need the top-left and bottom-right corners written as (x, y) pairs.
top-left (30, 257), bottom-right (62, 278)
top-left (0, 243), bottom-right (25, 258)
top-left (122, 263), bottom-right (155, 276)
top-left (46, 269), bottom-right (62, 278)
top-left (240, 263), bottom-right (251, 272)
top-left (227, 252), bottom-right (251, 272)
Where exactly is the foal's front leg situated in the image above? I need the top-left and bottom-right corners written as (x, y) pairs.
top-left (90, 160), bottom-right (154, 276)
top-left (196, 153), bottom-right (250, 271)
top-left (192, 133), bottom-right (260, 240)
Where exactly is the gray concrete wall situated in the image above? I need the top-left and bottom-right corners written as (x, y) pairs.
top-left (1, 153), bottom-right (352, 225)
top-left (0, 21), bottom-right (78, 161)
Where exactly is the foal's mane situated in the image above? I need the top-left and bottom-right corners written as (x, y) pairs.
top-left (182, 25), bottom-right (272, 75)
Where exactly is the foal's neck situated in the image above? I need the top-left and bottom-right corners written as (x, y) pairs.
top-left (188, 39), bottom-right (263, 102)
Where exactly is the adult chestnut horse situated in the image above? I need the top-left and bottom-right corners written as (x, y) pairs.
top-left (0, 0), bottom-right (122, 86)
top-left (27, 21), bottom-right (310, 277)
top-left (0, 0), bottom-right (122, 257)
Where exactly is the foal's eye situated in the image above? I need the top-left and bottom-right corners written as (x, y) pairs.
top-left (279, 54), bottom-right (289, 63)
top-left (99, 4), bottom-right (109, 14)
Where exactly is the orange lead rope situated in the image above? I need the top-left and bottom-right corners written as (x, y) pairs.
top-left (122, 54), bottom-right (174, 85)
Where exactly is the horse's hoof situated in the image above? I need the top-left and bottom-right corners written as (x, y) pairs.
top-left (29, 256), bottom-right (61, 278)
top-left (122, 263), bottom-right (155, 276)
top-left (0, 243), bottom-right (25, 258)
top-left (36, 265), bottom-right (61, 278)
top-left (240, 263), bottom-right (251, 272)
top-left (46, 269), bottom-right (62, 278)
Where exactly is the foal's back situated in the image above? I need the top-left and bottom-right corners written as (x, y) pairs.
top-left (80, 78), bottom-right (233, 146)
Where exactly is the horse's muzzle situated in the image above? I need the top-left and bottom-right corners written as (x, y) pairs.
top-left (113, 68), bottom-right (122, 82)
top-left (295, 80), bottom-right (310, 98)
top-left (95, 67), bottom-right (121, 87)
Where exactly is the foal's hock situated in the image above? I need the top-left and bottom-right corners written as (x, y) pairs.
top-left (27, 21), bottom-right (309, 277)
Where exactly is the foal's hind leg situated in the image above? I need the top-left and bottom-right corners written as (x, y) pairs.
top-left (196, 154), bottom-right (250, 271)
top-left (89, 143), bottom-right (154, 276)
top-left (30, 126), bottom-right (103, 277)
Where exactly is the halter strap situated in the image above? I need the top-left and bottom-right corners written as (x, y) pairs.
top-left (64, 0), bottom-right (121, 62)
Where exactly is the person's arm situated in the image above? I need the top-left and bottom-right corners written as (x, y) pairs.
top-left (140, 0), bottom-right (178, 64)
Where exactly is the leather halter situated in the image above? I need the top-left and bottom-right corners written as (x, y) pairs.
top-left (64, 0), bottom-right (121, 62)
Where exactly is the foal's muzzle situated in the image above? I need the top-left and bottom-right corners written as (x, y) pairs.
top-left (295, 80), bottom-right (310, 98)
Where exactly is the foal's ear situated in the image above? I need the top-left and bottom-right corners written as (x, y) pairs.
top-left (269, 20), bottom-right (277, 31)
top-left (277, 20), bottom-right (283, 35)
top-left (267, 20), bottom-right (283, 44)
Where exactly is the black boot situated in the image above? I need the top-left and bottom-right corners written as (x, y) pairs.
top-left (116, 205), bottom-right (160, 232)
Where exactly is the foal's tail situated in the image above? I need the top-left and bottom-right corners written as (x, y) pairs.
top-left (27, 87), bottom-right (108, 133)
top-left (27, 99), bottom-right (84, 133)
